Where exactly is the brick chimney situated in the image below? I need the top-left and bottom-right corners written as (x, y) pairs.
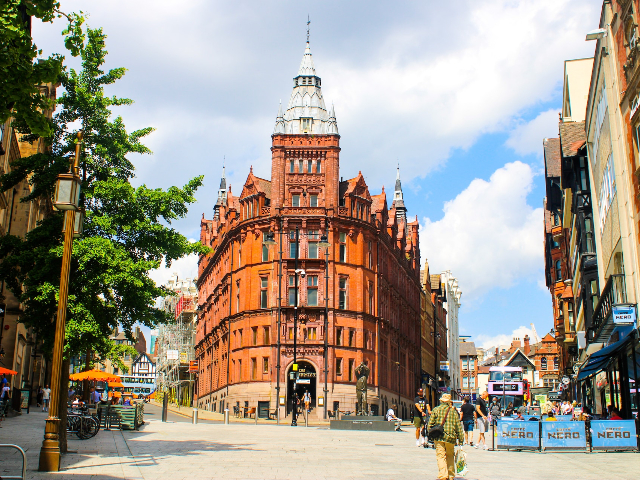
top-left (524, 335), bottom-right (530, 355)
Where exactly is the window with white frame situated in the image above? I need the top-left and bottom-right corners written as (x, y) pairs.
top-left (598, 153), bottom-right (616, 231)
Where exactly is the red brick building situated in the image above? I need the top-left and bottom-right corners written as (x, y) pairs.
top-left (531, 333), bottom-right (560, 391)
top-left (195, 41), bottom-right (422, 420)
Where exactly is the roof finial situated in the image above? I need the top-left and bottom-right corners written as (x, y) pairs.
top-left (307, 15), bottom-right (310, 44)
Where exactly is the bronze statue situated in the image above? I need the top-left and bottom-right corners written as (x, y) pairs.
top-left (355, 362), bottom-right (370, 416)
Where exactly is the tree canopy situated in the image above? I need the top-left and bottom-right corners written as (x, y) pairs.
top-left (1, 1), bottom-right (84, 137)
top-left (0, 27), bottom-right (208, 370)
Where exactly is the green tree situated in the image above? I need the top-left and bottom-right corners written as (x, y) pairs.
top-left (0, 1), bottom-right (84, 137)
top-left (0, 27), bottom-right (208, 371)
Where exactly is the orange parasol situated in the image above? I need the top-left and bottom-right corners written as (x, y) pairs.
top-left (0, 367), bottom-right (18, 375)
top-left (108, 381), bottom-right (124, 388)
top-left (69, 369), bottom-right (121, 382)
top-left (112, 391), bottom-right (122, 398)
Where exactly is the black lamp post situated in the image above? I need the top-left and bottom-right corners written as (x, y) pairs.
top-left (291, 227), bottom-right (301, 426)
top-left (318, 229), bottom-right (331, 420)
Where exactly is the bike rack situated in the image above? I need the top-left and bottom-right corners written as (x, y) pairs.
top-left (0, 444), bottom-right (27, 480)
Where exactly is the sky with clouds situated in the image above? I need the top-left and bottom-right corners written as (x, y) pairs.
top-left (33, 0), bottom-right (602, 349)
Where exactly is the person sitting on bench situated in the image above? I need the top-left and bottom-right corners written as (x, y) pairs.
top-left (386, 403), bottom-right (402, 430)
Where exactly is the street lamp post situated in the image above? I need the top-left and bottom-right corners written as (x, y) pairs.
top-left (39, 132), bottom-right (83, 472)
top-left (319, 228), bottom-right (331, 420)
top-left (291, 227), bottom-right (300, 427)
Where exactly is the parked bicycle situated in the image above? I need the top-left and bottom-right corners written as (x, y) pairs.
top-left (67, 406), bottom-right (100, 439)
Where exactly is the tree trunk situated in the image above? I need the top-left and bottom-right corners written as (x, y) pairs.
top-left (59, 358), bottom-right (70, 453)
top-left (82, 348), bottom-right (92, 402)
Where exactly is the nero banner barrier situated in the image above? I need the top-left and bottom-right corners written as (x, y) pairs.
top-left (541, 421), bottom-right (587, 451)
top-left (590, 420), bottom-right (637, 451)
top-left (496, 420), bottom-right (540, 450)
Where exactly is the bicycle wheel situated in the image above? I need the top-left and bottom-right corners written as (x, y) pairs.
top-left (85, 416), bottom-right (100, 438)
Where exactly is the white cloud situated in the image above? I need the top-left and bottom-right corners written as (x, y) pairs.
top-left (505, 109), bottom-right (560, 157)
top-left (420, 161), bottom-right (543, 300)
top-left (148, 253), bottom-right (199, 288)
top-left (476, 325), bottom-right (534, 350)
top-left (31, 0), bottom-right (599, 234)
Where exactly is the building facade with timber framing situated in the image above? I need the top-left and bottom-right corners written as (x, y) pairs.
top-left (195, 40), bottom-right (422, 420)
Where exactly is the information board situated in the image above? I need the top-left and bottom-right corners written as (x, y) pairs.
top-left (590, 420), bottom-right (637, 450)
top-left (496, 420), bottom-right (540, 449)
top-left (20, 389), bottom-right (30, 410)
top-left (541, 421), bottom-right (587, 450)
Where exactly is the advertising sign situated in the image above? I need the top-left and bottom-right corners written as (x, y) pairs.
top-left (590, 420), bottom-right (637, 450)
top-left (180, 352), bottom-right (188, 364)
top-left (496, 420), bottom-right (540, 449)
top-left (541, 421), bottom-right (587, 450)
top-left (188, 360), bottom-right (199, 373)
top-left (166, 350), bottom-right (179, 360)
top-left (439, 361), bottom-right (449, 371)
top-left (20, 389), bottom-right (30, 410)
top-left (612, 305), bottom-right (636, 324)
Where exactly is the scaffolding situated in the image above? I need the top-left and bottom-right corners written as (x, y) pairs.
top-left (156, 275), bottom-right (197, 407)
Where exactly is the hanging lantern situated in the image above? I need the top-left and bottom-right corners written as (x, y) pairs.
top-left (61, 209), bottom-right (85, 238)
top-left (53, 173), bottom-right (81, 211)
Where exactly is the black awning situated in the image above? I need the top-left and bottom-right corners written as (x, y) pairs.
top-left (577, 329), bottom-right (636, 381)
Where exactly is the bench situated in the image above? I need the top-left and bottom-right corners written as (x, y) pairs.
top-left (247, 407), bottom-right (256, 419)
top-left (328, 410), bottom-right (337, 420)
top-left (269, 409), bottom-right (278, 420)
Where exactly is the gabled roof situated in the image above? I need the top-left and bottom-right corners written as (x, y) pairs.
top-left (541, 333), bottom-right (555, 342)
top-left (340, 172), bottom-right (372, 201)
top-left (240, 170), bottom-right (272, 200)
top-left (459, 341), bottom-right (477, 356)
top-left (559, 121), bottom-right (586, 157)
top-left (543, 138), bottom-right (561, 177)
top-left (505, 348), bottom-right (535, 368)
top-left (371, 188), bottom-right (387, 213)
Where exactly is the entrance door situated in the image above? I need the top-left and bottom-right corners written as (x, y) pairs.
top-left (287, 361), bottom-right (317, 415)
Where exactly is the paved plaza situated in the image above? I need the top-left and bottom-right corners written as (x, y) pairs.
top-left (1, 405), bottom-right (640, 480)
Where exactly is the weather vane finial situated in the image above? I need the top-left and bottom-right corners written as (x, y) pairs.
top-left (307, 15), bottom-right (310, 43)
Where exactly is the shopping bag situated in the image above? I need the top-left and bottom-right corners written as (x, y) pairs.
top-left (455, 447), bottom-right (468, 477)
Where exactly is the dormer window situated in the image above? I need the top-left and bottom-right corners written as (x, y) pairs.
top-left (301, 118), bottom-right (312, 133)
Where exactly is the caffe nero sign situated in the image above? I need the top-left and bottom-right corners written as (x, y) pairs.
top-left (612, 305), bottom-right (636, 325)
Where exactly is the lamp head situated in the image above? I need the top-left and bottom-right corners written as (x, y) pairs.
top-left (586, 28), bottom-right (606, 41)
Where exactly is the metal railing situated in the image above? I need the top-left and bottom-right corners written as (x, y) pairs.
top-left (589, 274), bottom-right (627, 341)
top-left (0, 444), bottom-right (27, 480)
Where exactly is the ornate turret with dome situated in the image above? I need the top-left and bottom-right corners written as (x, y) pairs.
top-left (274, 41), bottom-right (338, 136)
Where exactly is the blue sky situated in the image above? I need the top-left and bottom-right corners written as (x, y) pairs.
top-left (33, 0), bottom-right (602, 349)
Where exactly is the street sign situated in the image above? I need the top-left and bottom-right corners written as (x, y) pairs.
top-left (189, 360), bottom-right (198, 373)
top-left (297, 379), bottom-right (310, 384)
top-left (180, 352), bottom-right (188, 363)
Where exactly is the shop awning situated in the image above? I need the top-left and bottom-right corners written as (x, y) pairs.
top-left (577, 329), bottom-right (636, 381)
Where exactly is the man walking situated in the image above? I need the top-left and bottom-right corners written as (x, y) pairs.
top-left (459, 396), bottom-right (476, 445)
top-left (413, 388), bottom-right (430, 446)
top-left (42, 384), bottom-right (51, 412)
top-left (474, 390), bottom-right (489, 449)
top-left (427, 393), bottom-right (464, 480)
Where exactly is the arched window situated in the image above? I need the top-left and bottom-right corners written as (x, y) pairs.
top-left (541, 357), bottom-right (547, 370)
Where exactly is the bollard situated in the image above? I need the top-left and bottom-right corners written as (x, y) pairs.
top-left (192, 408), bottom-right (198, 424)
top-left (255, 411), bottom-right (258, 425)
top-left (224, 408), bottom-right (229, 425)
top-left (161, 393), bottom-right (168, 422)
top-left (305, 410), bottom-right (308, 427)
